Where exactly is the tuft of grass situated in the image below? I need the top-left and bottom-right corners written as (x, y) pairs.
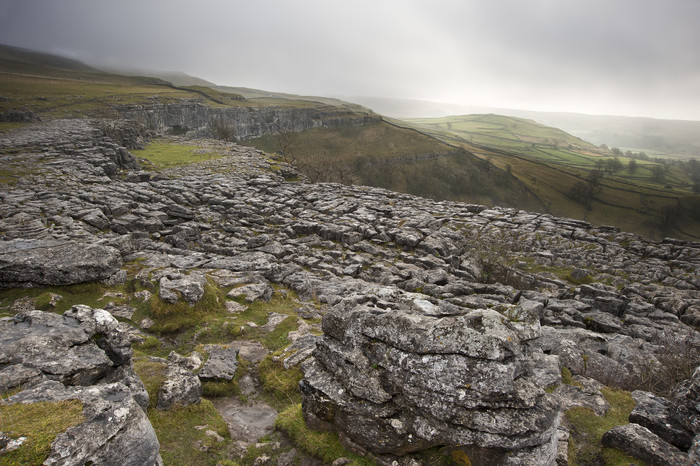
top-left (275, 403), bottom-right (371, 465)
top-left (133, 358), bottom-right (168, 409)
top-left (201, 379), bottom-right (238, 398)
top-left (257, 356), bottom-right (303, 411)
top-left (148, 281), bottom-right (227, 335)
top-left (0, 399), bottom-right (84, 464)
top-left (147, 399), bottom-right (231, 465)
top-left (561, 367), bottom-right (574, 385)
top-left (565, 387), bottom-right (639, 465)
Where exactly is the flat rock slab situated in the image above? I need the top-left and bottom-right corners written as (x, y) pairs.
top-left (231, 341), bottom-right (268, 363)
top-left (0, 239), bottom-right (122, 287)
top-left (602, 423), bottom-right (687, 466)
top-left (212, 397), bottom-right (277, 445)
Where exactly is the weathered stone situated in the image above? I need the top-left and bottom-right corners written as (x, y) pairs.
top-left (0, 239), bottom-right (122, 287)
top-left (601, 423), bottom-right (687, 466)
top-left (0, 307), bottom-right (131, 388)
top-left (630, 390), bottom-right (694, 450)
top-left (302, 295), bottom-right (560, 461)
top-left (227, 282), bottom-right (273, 302)
top-left (198, 345), bottom-right (238, 381)
top-left (157, 358), bottom-right (202, 410)
top-left (159, 272), bottom-right (207, 304)
top-left (8, 381), bottom-right (160, 465)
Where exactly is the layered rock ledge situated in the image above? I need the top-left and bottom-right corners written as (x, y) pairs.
top-left (0, 306), bottom-right (160, 465)
top-left (301, 292), bottom-right (561, 464)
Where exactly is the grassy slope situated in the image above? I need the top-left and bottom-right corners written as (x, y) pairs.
top-left (243, 120), bottom-right (546, 211)
top-left (398, 115), bottom-right (700, 240)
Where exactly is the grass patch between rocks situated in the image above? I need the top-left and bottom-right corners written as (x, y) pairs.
top-left (133, 357), bottom-right (169, 409)
top-left (131, 142), bottom-right (223, 170)
top-left (148, 399), bottom-right (232, 466)
top-left (275, 403), bottom-right (372, 465)
top-left (258, 356), bottom-right (303, 411)
top-left (565, 387), bottom-right (641, 465)
top-left (0, 399), bottom-right (84, 464)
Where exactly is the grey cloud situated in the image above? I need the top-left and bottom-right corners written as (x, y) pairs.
top-left (0, 0), bottom-right (698, 119)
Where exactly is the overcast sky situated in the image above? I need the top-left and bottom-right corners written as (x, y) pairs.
top-left (1, 0), bottom-right (699, 120)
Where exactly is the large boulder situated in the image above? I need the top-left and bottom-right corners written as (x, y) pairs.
top-left (8, 381), bottom-right (161, 466)
top-left (601, 423), bottom-right (687, 466)
top-left (0, 306), bottom-right (159, 464)
top-left (0, 306), bottom-right (133, 388)
top-left (629, 390), bottom-right (694, 450)
top-left (300, 294), bottom-right (561, 464)
top-left (0, 239), bottom-right (122, 287)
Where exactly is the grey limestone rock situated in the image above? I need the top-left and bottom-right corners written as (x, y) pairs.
top-left (198, 345), bottom-right (239, 381)
top-left (0, 306), bottom-right (132, 389)
top-left (0, 305), bottom-right (159, 464)
top-left (601, 423), bottom-right (687, 466)
top-left (0, 239), bottom-right (122, 287)
top-left (8, 381), bottom-right (160, 466)
top-left (227, 281), bottom-right (273, 303)
top-left (157, 354), bottom-right (202, 410)
top-left (630, 390), bottom-right (694, 450)
top-left (158, 271), bottom-right (207, 304)
top-left (301, 293), bottom-right (561, 462)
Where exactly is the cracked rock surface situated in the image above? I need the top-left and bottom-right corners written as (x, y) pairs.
top-left (1, 119), bottom-right (699, 464)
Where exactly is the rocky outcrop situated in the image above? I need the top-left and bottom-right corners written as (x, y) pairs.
top-left (0, 239), bottom-right (122, 287)
top-left (300, 293), bottom-right (561, 464)
top-left (117, 101), bottom-right (381, 140)
top-left (0, 305), bottom-right (160, 464)
top-left (8, 381), bottom-right (160, 466)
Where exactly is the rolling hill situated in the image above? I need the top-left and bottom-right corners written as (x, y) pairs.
top-left (394, 114), bottom-right (700, 240)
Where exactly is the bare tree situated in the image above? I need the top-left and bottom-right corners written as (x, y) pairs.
top-left (277, 130), bottom-right (299, 164)
top-left (211, 117), bottom-right (236, 141)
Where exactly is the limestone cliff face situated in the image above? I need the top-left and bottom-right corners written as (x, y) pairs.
top-left (117, 101), bottom-right (382, 140)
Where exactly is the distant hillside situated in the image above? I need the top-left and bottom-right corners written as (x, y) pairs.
top-left (0, 43), bottom-right (97, 74)
top-left (395, 115), bottom-right (700, 240)
top-left (242, 120), bottom-right (546, 211)
top-left (404, 114), bottom-right (605, 159)
top-left (349, 96), bottom-right (700, 160)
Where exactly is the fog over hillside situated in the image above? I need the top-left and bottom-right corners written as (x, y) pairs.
top-left (1, 0), bottom-right (699, 121)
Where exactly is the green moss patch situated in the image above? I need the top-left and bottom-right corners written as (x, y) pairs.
top-left (0, 399), bottom-right (84, 464)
